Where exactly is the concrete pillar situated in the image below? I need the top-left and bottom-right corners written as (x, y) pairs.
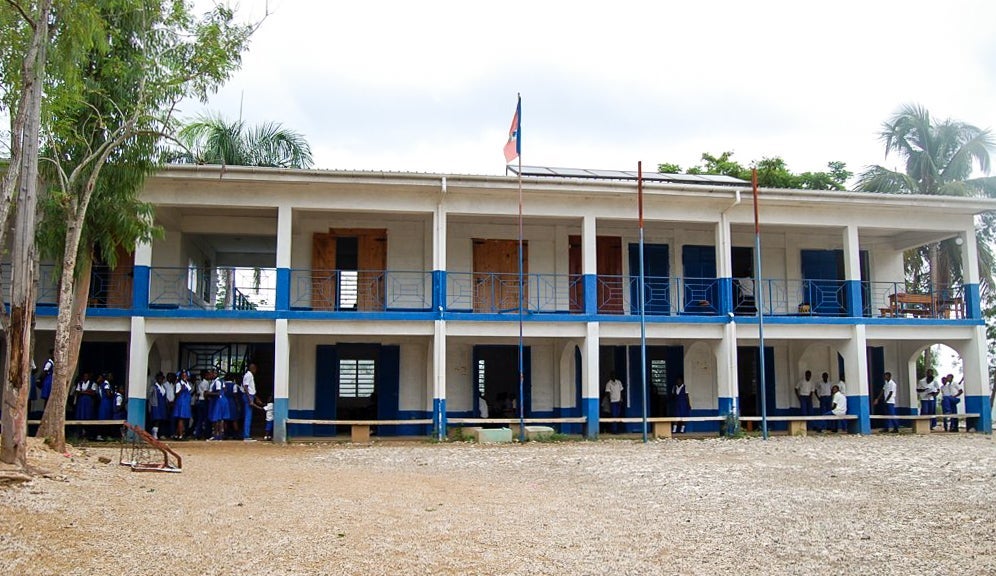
top-left (126, 316), bottom-right (150, 429)
top-left (582, 321), bottom-right (600, 438)
top-left (275, 205), bottom-right (292, 311)
top-left (960, 225), bottom-right (981, 319)
top-left (273, 319), bottom-right (290, 442)
top-left (842, 225), bottom-right (863, 317)
top-left (582, 215), bottom-right (597, 314)
top-left (433, 200), bottom-right (447, 313)
top-left (432, 319), bottom-right (447, 439)
top-left (957, 325), bottom-right (992, 433)
top-left (716, 322), bottom-right (738, 415)
top-left (716, 216), bottom-right (733, 315)
top-left (840, 324), bottom-right (871, 434)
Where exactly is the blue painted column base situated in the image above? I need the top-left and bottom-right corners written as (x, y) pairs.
top-left (965, 395), bottom-right (992, 434)
top-left (273, 397), bottom-right (289, 443)
top-left (433, 398), bottom-right (447, 440)
top-left (851, 395), bottom-right (871, 435)
top-left (582, 397), bottom-right (599, 439)
top-left (127, 397), bottom-right (147, 431)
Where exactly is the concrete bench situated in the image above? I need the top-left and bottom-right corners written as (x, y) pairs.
top-left (600, 416), bottom-right (727, 438)
top-left (284, 419), bottom-right (433, 443)
top-left (870, 413), bottom-right (981, 434)
top-left (740, 415), bottom-right (857, 436)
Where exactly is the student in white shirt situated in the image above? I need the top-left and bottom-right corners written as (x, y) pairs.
top-left (941, 374), bottom-right (964, 432)
top-left (604, 372), bottom-right (624, 434)
top-left (795, 370), bottom-right (815, 416)
top-left (875, 372), bottom-right (900, 433)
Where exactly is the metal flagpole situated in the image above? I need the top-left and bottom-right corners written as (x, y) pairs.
top-left (638, 162), bottom-right (648, 443)
top-left (516, 96), bottom-right (525, 443)
top-left (752, 168), bottom-right (769, 440)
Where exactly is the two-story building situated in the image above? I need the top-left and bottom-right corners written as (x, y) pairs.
top-left (27, 164), bottom-right (995, 440)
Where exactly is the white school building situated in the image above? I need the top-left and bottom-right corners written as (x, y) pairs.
top-left (27, 164), bottom-right (995, 439)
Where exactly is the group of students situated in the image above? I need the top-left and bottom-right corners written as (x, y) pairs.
top-left (146, 363), bottom-right (274, 442)
top-left (912, 369), bottom-right (965, 432)
top-left (795, 370), bottom-right (849, 432)
top-left (27, 351), bottom-right (128, 441)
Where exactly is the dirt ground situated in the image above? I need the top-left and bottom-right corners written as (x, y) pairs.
top-left (1, 433), bottom-right (994, 575)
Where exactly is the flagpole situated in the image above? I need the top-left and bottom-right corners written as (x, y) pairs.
top-left (638, 161), bottom-right (648, 443)
top-left (516, 95), bottom-right (525, 443)
top-left (752, 168), bottom-right (769, 440)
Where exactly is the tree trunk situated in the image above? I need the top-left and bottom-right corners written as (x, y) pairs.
top-left (37, 251), bottom-right (92, 452)
top-left (1, 2), bottom-right (50, 466)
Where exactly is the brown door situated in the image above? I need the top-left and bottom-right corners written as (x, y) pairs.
top-left (569, 235), bottom-right (622, 314)
top-left (312, 229), bottom-right (387, 311)
top-left (311, 233), bottom-right (337, 310)
top-left (473, 239), bottom-right (527, 313)
top-left (356, 230), bottom-right (387, 311)
top-left (106, 245), bottom-right (134, 308)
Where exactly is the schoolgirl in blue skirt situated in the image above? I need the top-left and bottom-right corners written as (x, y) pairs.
top-left (207, 369), bottom-right (228, 440)
top-left (172, 370), bottom-right (193, 439)
top-left (147, 372), bottom-right (169, 439)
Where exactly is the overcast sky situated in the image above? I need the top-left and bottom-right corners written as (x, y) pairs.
top-left (187, 0), bottom-right (996, 184)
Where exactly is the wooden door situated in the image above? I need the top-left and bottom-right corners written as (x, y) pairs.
top-left (569, 235), bottom-right (622, 314)
top-left (473, 239), bottom-right (527, 313)
top-left (357, 230), bottom-right (387, 311)
top-left (106, 245), bottom-right (133, 308)
top-left (311, 233), bottom-right (337, 310)
top-left (597, 236), bottom-right (622, 314)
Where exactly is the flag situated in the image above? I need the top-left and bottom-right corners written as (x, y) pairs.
top-left (503, 96), bottom-right (521, 163)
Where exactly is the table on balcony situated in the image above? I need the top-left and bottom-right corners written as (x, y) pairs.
top-left (881, 293), bottom-right (964, 319)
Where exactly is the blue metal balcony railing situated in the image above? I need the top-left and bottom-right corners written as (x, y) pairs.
top-left (863, 281), bottom-right (965, 319)
top-left (595, 275), bottom-right (721, 315)
top-left (734, 278), bottom-right (848, 316)
top-left (1, 264), bottom-right (134, 309)
top-left (290, 269), bottom-right (432, 311)
top-left (148, 267), bottom-right (277, 311)
top-left (446, 272), bottom-right (580, 313)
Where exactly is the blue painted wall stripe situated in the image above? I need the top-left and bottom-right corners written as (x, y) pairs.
top-left (965, 395), bottom-right (991, 434)
top-left (127, 397), bottom-right (146, 430)
top-left (273, 397), bottom-right (289, 442)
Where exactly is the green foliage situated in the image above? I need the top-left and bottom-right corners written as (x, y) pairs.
top-left (659, 151), bottom-right (849, 190)
top-left (171, 112), bottom-right (314, 168)
top-left (857, 103), bottom-right (996, 296)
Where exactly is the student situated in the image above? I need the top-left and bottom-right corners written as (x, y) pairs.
top-left (147, 372), bottom-right (169, 440)
top-left (259, 395), bottom-right (275, 441)
top-left (671, 376), bottom-right (691, 434)
top-left (795, 370), bottom-right (815, 416)
top-left (74, 372), bottom-right (99, 440)
top-left (172, 370), bottom-right (193, 440)
top-left (604, 372), bottom-right (624, 433)
top-left (224, 373), bottom-right (240, 439)
top-left (916, 369), bottom-right (940, 430)
top-left (40, 350), bottom-right (55, 403)
top-left (193, 371), bottom-right (211, 439)
top-left (875, 372), bottom-right (900, 433)
top-left (206, 368), bottom-right (228, 441)
top-left (241, 363), bottom-right (257, 442)
top-left (820, 384), bottom-right (848, 433)
top-left (96, 373), bottom-right (115, 441)
top-left (941, 374), bottom-right (964, 432)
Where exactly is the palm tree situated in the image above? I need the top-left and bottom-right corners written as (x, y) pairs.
top-left (174, 113), bottom-right (314, 169)
top-left (856, 104), bottom-right (996, 297)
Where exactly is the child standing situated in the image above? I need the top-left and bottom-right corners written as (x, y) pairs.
top-left (172, 370), bottom-right (193, 439)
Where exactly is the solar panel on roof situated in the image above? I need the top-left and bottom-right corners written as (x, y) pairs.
top-left (550, 167), bottom-right (593, 177)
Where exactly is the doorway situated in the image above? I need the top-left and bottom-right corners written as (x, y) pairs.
top-left (473, 239), bottom-right (528, 313)
top-left (736, 346), bottom-right (775, 417)
top-left (473, 345), bottom-right (531, 418)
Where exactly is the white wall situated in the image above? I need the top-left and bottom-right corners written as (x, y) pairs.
top-left (685, 341), bottom-right (717, 409)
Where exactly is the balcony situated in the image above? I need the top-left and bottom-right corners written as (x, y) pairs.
top-left (290, 269), bottom-right (432, 311)
top-left (149, 267), bottom-right (277, 311)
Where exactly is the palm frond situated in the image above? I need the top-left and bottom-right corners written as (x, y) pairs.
top-left (854, 165), bottom-right (917, 193)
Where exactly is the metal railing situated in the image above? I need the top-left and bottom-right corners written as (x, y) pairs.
top-left (445, 272), bottom-right (580, 313)
top-left (863, 281), bottom-right (965, 319)
top-left (595, 275), bottom-right (721, 315)
top-left (290, 269), bottom-right (432, 311)
top-left (148, 267), bottom-right (277, 311)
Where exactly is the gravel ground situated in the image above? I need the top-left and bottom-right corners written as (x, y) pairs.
top-left (1, 433), bottom-right (994, 575)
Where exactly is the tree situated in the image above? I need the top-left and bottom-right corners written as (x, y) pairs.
top-left (12, 0), bottom-right (256, 455)
top-left (0, 0), bottom-right (52, 467)
top-left (173, 113), bottom-right (314, 168)
top-left (660, 151), bottom-right (851, 190)
top-left (856, 104), bottom-right (996, 296)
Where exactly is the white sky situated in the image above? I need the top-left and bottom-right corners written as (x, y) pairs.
top-left (186, 0), bottom-right (996, 183)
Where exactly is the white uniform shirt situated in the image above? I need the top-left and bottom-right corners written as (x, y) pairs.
top-left (883, 379), bottom-right (897, 404)
top-left (197, 377), bottom-right (210, 401)
top-left (242, 370), bottom-right (256, 396)
top-left (479, 398), bottom-right (489, 418)
top-left (264, 402), bottom-right (274, 422)
top-left (796, 377), bottom-right (815, 396)
top-left (836, 380), bottom-right (847, 395)
top-left (917, 377), bottom-right (938, 401)
top-left (605, 379), bottom-right (624, 403)
top-left (942, 378), bottom-right (963, 398)
top-left (817, 378), bottom-right (833, 397)
top-left (831, 390), bottom-right (847, 415)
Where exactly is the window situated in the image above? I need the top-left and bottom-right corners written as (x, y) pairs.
top-left (339, 358), bottom-right (375, 398)
top-left (651, 359), bottom-right (668, 396)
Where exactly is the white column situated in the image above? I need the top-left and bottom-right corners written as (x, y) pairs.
top-left (433, 201), bottom-right (447, 271)
top-left (582, 321), bottom-right (600, 438)
top-left (433, 319), bottom-right (447, 439)
top-left (842, 225), bottom-right (861, 280)
top-left (276, 205), bottom-right (293, 269)
top-left (133, 240), bottom-right (152, 267)
top-left (716, 322), bottom-right (737, 414)
top-left (127, 316), bottom-right (149, 428)
top-left (582, 214), bottom-right (596, 275)
top-left (961, 225), bottom-right (979, 285)
top-left (840, 324), bottom-right (870, 434)
top-left (273, 318), bottom-right (290, 442)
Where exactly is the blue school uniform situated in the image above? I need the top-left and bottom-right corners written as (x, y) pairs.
top-left (671, 383), bottom-right (691, 418)
top-left (74, 380), bottom-right (97, 420)
top-left (41, 358), bottom-right (54, 400)
top-left (224, 381), bottom-right (239, 421)
top-left (98, 380), bottom-right (115, 420)
top-left (209, 379), bottom-right (229, 423)
top-left (113, 392), bottom-right (127, 419)
top-left (149, 383), bottom-right (169, 422)
top-left (172, 381), bottom-right (193, 419)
